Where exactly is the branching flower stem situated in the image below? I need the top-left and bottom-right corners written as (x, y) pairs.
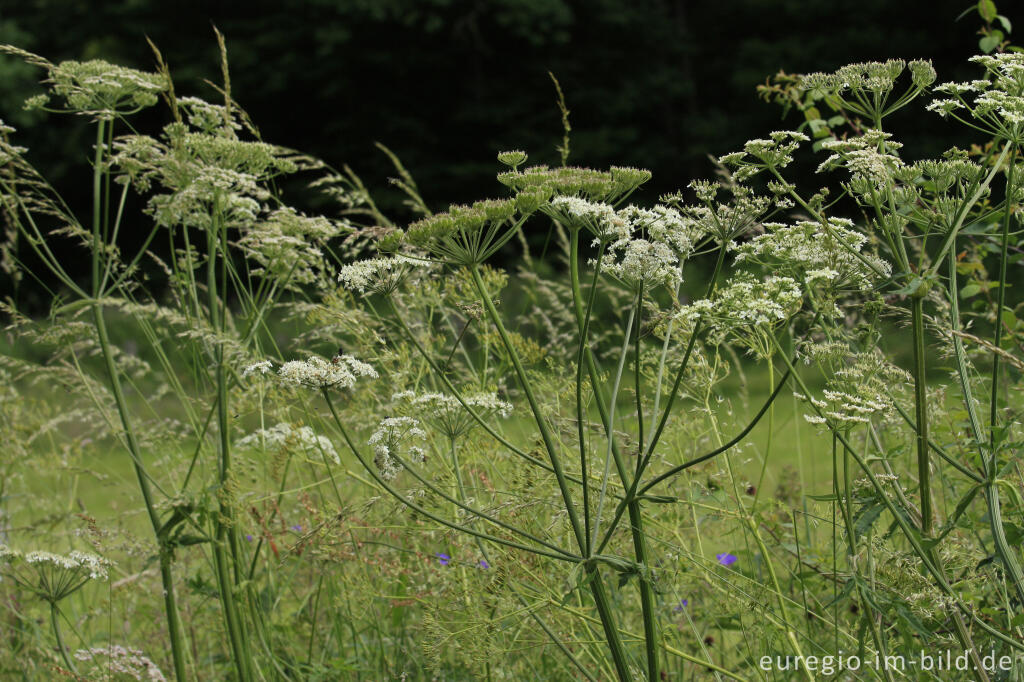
top-left (469, 262), bottom-right (634, 681)
top-left (567, 230), bottom-right (660, 681)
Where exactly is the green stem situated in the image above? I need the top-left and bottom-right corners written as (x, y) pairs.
top-left (89, 120), bottom-right (190, 682)
top-left (569, 229), bottom-right (601, 555)
top-left (565, 250), bottom-right (660, 680)
top-left (775, 340), bottom-right (1022, 659)
top-left (49, 602), bottom-right (76, 675)
top-left (206, 196), bottom-right (250, 682)
top-left (990, 151), bottom-right (1015, 449)
top-left (469, 263), bottom-right (634, 680)
top-left (948, 242), bottom-right (1024, 606)
top-left (911, 297), bottom-right (932, 538)
top-left (469, 264), bottom-right (585, 549)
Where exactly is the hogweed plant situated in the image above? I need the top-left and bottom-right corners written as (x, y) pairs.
top-left (0, 28), bottom-right (1023, 682)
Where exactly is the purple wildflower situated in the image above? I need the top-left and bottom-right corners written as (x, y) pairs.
top-left (479, 560), bottom-right (489, 569)
top-left (245, 534), bottom-right (253, 542)
top-left (435, 552), bottom-right (451, 566)
top-left (716, 553), bottom-right (738, 567)
top-left (673, 599), bottom-right (688, 613)
top-left (290, 524), bottom-right (302, 532)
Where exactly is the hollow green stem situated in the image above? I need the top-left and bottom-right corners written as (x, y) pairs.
top-left (49, 602), bottom-right (76, 675)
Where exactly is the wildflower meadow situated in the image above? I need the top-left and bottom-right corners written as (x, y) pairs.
top-left (1, 4), bottom-right (1023, 680)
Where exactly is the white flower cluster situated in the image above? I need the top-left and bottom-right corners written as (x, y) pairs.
top-left (368, 416), bottom-right (427, 481)
top-left (392, 390), bottom-right (512, 440)
top-left (236, 422), bottom-right (339, 464)
top-left (149, 166), bottom-right (267, 230)
top-left (680, 192), bottom-right (773, 242)
top-left (178, 96), bottom-right (242, 136)
top-left (599, 238), bottom-right (681, 291)
top-left (15, 53), bottom-right (168, 119)
top-left (277, 355), bottom-right (378, 390)
top-left (732, 218), bottom-right (891, 290)
top-left (337, 254), bottom-right (427, 295)
top-left (242, 360), bottom-right (273, 378)
top-left (797, 352), bottom-right (910, 428)
top-left (541, 196), bottom-right (629, 243)
top-left (618, 204), bottom-right (704, 257)
top-left (817, 130), bottom-right (904, 189)
top-left (22, 549), bottom-right (112, 580)
top-left (74, 645), bottom-right (167, 682)
top-left (237, 207), bottom-right (344, 290)
top-left (802, 60), bottom-right (934, 97)
top-left (110, 116), bottom-right (297, 234)
top-left (930, 54), bottom-right (1024, 129)
top-left (676, 274), bottom-right (802, 357)
top-left (718, 131), bottom-right (809, 182)
top-left (1, 545), bottom-right (112, 601)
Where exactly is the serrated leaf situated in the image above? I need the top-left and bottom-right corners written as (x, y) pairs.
top-left (854, 501), bottom-right (885, 537)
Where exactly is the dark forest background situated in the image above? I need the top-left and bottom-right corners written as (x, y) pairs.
top-left (0, 0), bottom-right (1013, 305)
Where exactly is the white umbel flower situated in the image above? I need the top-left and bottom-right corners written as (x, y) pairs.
top-left (392, 390), bottom-right (512, 440)
top-left (599, 238), bottom-right (680, 291)
top-left (74, 644), bottom-right (167, 682)
top-left (277, 355), bottom-right (378, 390)
top-left (368, 416), bottom-right (427, 480)
top-left (337, 254), bottom-right (427, 295)
top-left (540, 196), bottom-right (630, 243)
top-left (236, 422), bottom-right (339, 464)
top-left (0, 545), bottom-right (112, 602)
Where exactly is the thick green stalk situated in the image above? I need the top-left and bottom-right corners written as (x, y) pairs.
top-left (566, 247), bottom-right (658, 681)
top-left (947, 245), bottom-right (1024, 606)
top-left (910, 297), bottom-right (932, 538)
top-left (983, 155), bottom-right (1024, 606)
top-left (569, 229), bottom-right (600, 555)
top-left (89, 120), bottom-right (189, 682)
top-left (49, 602), bottom-right (76, 675)
top-left (470, 264), bottom-right (633, 680)
top-left (989, 159), bottom-right (1024, 602)
top-left (206, 198), bottom-right (251, 682)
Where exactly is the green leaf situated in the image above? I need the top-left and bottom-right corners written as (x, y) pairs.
top-left (997, 14), bottom-right (1012, 33)
top-left (854, 501), bottom-right (885, 537)
top-left (893, 275), bottom-right (927, 296)
top-left (979, 0), bottom-right (998, 23)
top-left (961, 283), bottom-right (982, 298)
top-left (980, 34), bottom-right (1001, 53)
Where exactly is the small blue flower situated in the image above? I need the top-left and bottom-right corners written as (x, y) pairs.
top-left (673, 599), bottom-right (688, 613)
top-left (435, 552), bottom-right (451, 566)
top-left (479, 560), bottom-right (489, 569)
top-left (716, 553), bottom-right (738, 567)
top-left (290, 524), bottom-right (302, 532)
top-left (245, 534), bottom-right (254, 542)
